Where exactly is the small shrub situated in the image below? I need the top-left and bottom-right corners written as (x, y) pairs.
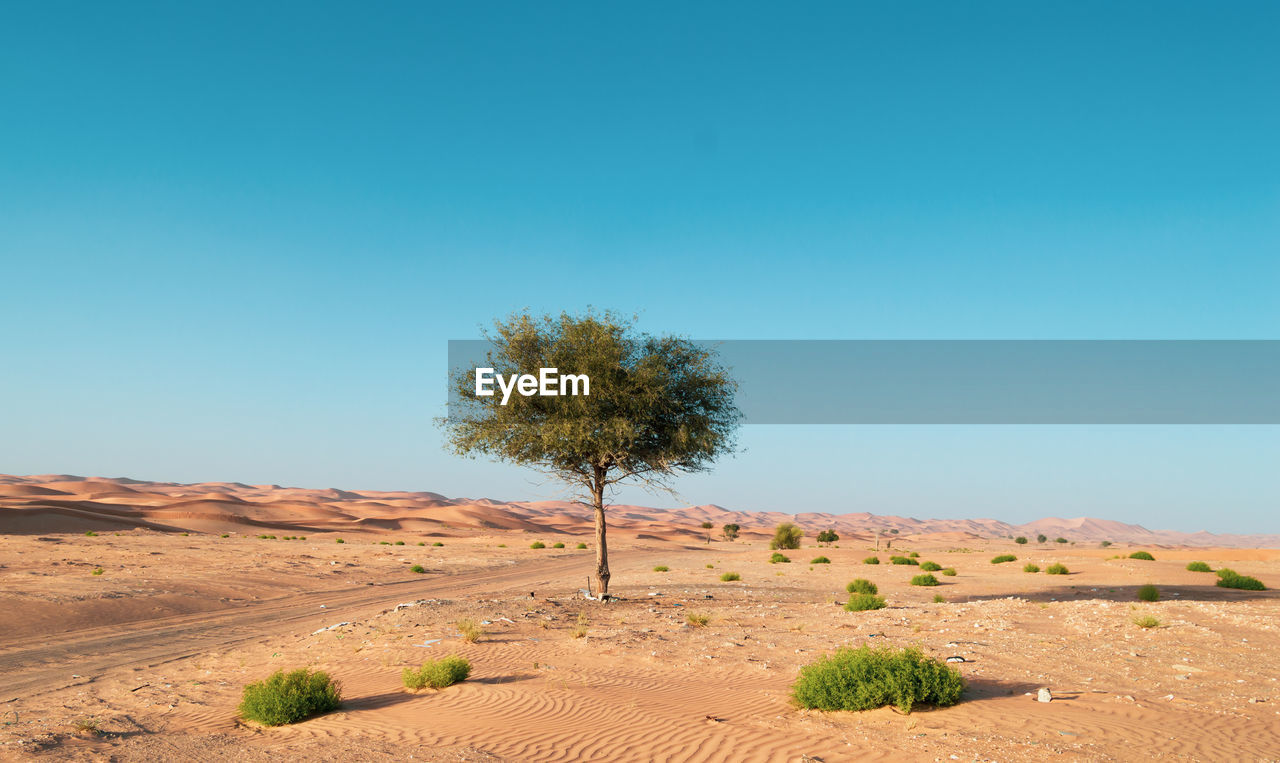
top-left (1014, 536), bottom-right (1028, 544)
top-left (1100, 540), bottom-right (1112, 547)
top-left (552, 542), bottom-right (565, 548)
top-left (846, 579), bottom-right (878, 595)
top-left (1136, 584), bottom-right (1159, 602)
top-left (402, 655), bottom-right (470, 690)
top-left (239, 669), bottom-right (342, 726)
top-left (394, 540), bottom-right (405, 546)
top-left (572, 612), bottom-right (589, 638)
top-left (770, 522), bottom-right (803, 550)
top-left (1216, 570), bottom-right (1266, 590)
top-left (932, 593), bottom-right (945, 603)
top-left (433, 541), bottom-right (444, 546)
top-left (91, 567), bottom-right (104, 576)
top-left (863, 556), bottom-right (880, 565)
top-left (410, 564), bottom-right (426, 574)
top-left (908, 552), bottom-right (919, 558)
top-left (84, 531), bottom-right (97, 537)
top-left (811, 556), bottom-right (831, 564)
top-left (417, 541), bottom-right (425, 546)
top-left (530, 541), bottom-right (546, 549)
top-left (910, 574), bottom-right (939, 587)
top-left (653, 565), bottom-right (670, 572)
top-left (1045, 563), bottom-right (1069, 575)
top-left (1186, 561), bottom-right (1212, 572)
top-left (720, 572), bottom-right (741, 582)
top-left (686, 613), bottom-right (710, 627)
top-left (919, 561), bottom-right (941, 572)
top-left (1023, 563), bottom-right (1040, 573)
top-left (71, 717), bottom-right (101, 735)
top-left (770, 552), bottom-right (792, 564)
top-left (576, 542), bottom-right (587, 549)
top-left (940, 567), bottom-right (957, 576)
top-left (1055, 537), bottom-right (1067, 544)
top-left (791, 645), bottom-right (964, 713)
top-left (335, 538), bottom-right (344, 544)
top-left (497, 543), bottom-right (506, 548)
top-left (889, 556), bottom-right (918, 566)
top-left (221, 533), bottom-right (230, 538)
top-left (844, 593), bottom-right (887, 611)
top-left (379, 541), bottom-right (391, 545)
top-left (456, 618), bottom-right (484, 643)
top-left (1133, 614), bottom-right (1160, 629)
top-left (706, 563), bottom-right (714, 568)
top-left (1129, 551), bottom-right (1155, 561)
top-left (990, 554), bottom-right (1017, 564)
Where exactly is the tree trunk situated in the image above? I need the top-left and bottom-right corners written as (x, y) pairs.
top-left (592, 466), bottom-right (609, 596)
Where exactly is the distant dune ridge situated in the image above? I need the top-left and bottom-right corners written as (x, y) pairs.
top-left (0, 473), bottom-right (1275, 547)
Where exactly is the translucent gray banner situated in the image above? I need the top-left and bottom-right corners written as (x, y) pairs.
top-left (447, 340), bottom-right (1280, 424)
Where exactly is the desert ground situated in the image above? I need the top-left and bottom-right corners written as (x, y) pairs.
top-left (1, 477), bottom-right (1278, 761)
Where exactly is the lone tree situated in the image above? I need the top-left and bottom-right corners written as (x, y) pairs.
top-left (816, 529), bottom-right (839, 546)
top-left (1036, 534), bottom-right (1048, 544)
top-left (440, 311), bottom-right (739, 596)
top-left (770, 522), bottom-right (803, 550)
top-left (700, 521), bottom-right (714, 544)
top-left (722, 523), bottom-right (740, 542)
top-left (1015, 536), bottom-right (1028, 545)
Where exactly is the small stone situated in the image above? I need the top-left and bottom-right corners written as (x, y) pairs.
top-left (1037, 688), bottom-right (1053, 703)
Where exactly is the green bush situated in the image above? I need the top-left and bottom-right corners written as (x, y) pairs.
top-left (1014, 536), bottom-right (1028, 544)
top-left (919, 561), bottom-right (941, 572)
top-left (932, 593), bottom-right (945, 603)
top-left (239, 669), bottom-right (342, 726)
top-left (1129, 551), bottom-right (1155, 561)
top-left (576, 542), bottom-right (587, 549)
top-left (910, 574), bottom-right (939, 586)
top-left (1136, 584), bottom-right (1159, 602)
top-left (863, 556), bottom-right (880, 565)
top-left (940, 567), bottom-right (957, 576)
top-left (394, 540), bottom-right (405, 546)
top-left (402, 655), bottom-right (471, 690)
top-left (810, 556), bottom-right (831, 564)
top-left (990, 554), bottom-right (1017, 564)
top-left (1023, 563), bottom-right (1040, 573)
top-left (84, 531), bottom-right (98, 537)
top-left (908, 551), bottom-right (919, 558)
top-left (653, 565), bottom-right (669, 572)
top-left (844, 593), bottom-right (887, 611)
top-left (770, 552), bottom-right (791, 564)
top-left (91, 567), bottom-right (104, 576)
top-left (335, 538), bottom-right (344, 544)
top-left (1186, 561), bottom-right (1212, 572)
top-left (770, 522), bottom-right (803, 550)
top-left (791, 646), bottom-right (964, 713)
top-left (1133, 614), bottom-right (1160, 629)
top-left (1045, 563), bottom-right (1069, 575)
top-left (417, 541), bottom-right (426, 546)
top-left (720, 571), bottom-right (741, 582)
top-left (1216, 569), bottom-right (1266, 590)
top-left (433, 541), bottom-right (444, 547)
top-left (846, 579), bottom-right (878, 595)
top-left (552, 542), bottom-right (565, 548)
top-left (889, 556), bottom-right (918, 566)
top-left (530, 541), bottom-right (546, 549)
top-left (410, 564), bottom-right (426, 574)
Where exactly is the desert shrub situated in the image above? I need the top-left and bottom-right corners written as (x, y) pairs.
top-left (402, 655), bottom-right (471, 690)
top-left (770, 522), bottom-right (803, 550)
top-left (910, 574), bottom-right (940, 587)
top-left (1055, 537), bottom-right (1067, 544)
top-left (239, 669), bottom-right (341, 726)
top-left (791, 645), bottom-right (964, 713)
top-left (1132, 614), bottom-right (1160, 629)
top-left (863, 556), bottom-right (880, 565)
top-left (552, 542), bottom-right (565, 548)
top-left (379, 541), bottom-right (390, 545)
top-left (844, 593), bottom-right (887, 611)
top-left (433, 541), bottom-right (444, 547)
top-left (1023, 563), bottom-right (1040, 573)
top-left (395, 540), bottom-right (405, 546)
top-left (846, 579), bottom-right (878, 595)
top-left (91, 567), bottom-right (104, 576)
top-left (335, 538), bottom-right (344, 543)
top-left (1129, 551), bottom-right (1155, 561)
top-left (940, 567), bottom-right (957, 576)
top-left (770, 552), bottom-right (792, 564)
top-left (497, 543), bottom-right (506, 548)
top-left (456, 618), bottom-right (484, 643)
top-left (572, 612), bottom-right (589, 638)
top-left (221, 533), bottom-right (230, 538)
top-left (417, 542), bottom-right (425, 546)
top-left (653, 565), bottom-right (670, 572)
top-left (686, 613), bottom-right (710, 627)
top-left (530, 541), bottom-right (546, 549)
top-left (811, 556), bottom-right (831, 564)
top-left (1216, 571), bottom-right (1266, 590)
top-left (890, 556), bottom-right (918, 566)
top-left (576, 542), bottom-right (587, 549)
top-left (1045, 563), bottom-right (1069, 575)
top-left (410, 564), bottom-right (426, 574)
top-left (990, 554), bottom-right (1017, 564)
top-left (299, 536), bottom-right (306, 540)
top-left (720, 571), bottom-right (741, 582)
top-left (1036, 534), bottom-right (1047, 543)
top-left (1136, 584), bottom-right (1159, 602)
top-left (1100, 540), bottom-right (1112, 547)
top-left (932, 593), bottom-right (945, 603)
top-left (84, 531), bottom-right (98, 537)
top-left (919, 561), bottom-right (941, 572)
top-left (706, 563), bottom-right (714, 568)
top-left (1014, 536), bottom-right (1028, 544)
top-left (1186, 561), bottom-right (1211, 572)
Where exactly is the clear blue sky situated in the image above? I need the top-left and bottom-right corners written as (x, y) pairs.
top-left (2, 2), bottom-right (1277, 532)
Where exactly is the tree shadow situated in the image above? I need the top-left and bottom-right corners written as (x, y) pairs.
top-left (957, 583), bottom-right (1278, 604)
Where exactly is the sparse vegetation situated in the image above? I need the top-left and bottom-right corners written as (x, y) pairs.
top-left (433, 541), bottom-right (444, 547)
top-left (1132, 614), bottom-right (1160, 629)
top-left (1055, 537), bottom-right (1068, 544)
top-left (1036, 534), bottom-right (1047, 544)
top-left (889, 556), bottom-right (918, 566)
top-left (940, 567), bottom-right (956, 576)
top-left (1100, 540), bottom-right (1112, 547)
top-left (1186, 561), bottom-right (1212, 572)
top-left (1014, 536), bottom-right (1028, 544)
top-left (572, 612), bottom-right (589, 638)
top-left (456, 618), bottom-right (484, 643)
top-left (770, 522), bottom-right (803, 550)
top-left (653, 565), bottom-right (670, 572)
top-left (221, 533), bottom-right (230, 538)
top-left (1129, 551), bottom-right (1155, 561)
top-left (770, 552), bottom-right (791, 564)
top-left (530, 541), bottom-right (546, 549)
top-left (816, 529), bottom-right (839, 546)
top-left (990, 554), bottom-right (1017, 564)
top-left (919, 561), bottom-right (941, 572)
top-left (1023, 563), bottom-right (1040, 573)
top-left (686, 613), bottom-right (710, 627)
top-left (335, 538), bottom-right (344, 543)
top-left (71, 717), bottom-right (101, 735)
top-left (91, 567), bottom-right (104, 576)
top-left (908, 551), bottom-right (919, 558)
top-left (810, 556), bottom-right (831, 564)
top-left (84, 531), bottom-right (98, 537)
top-left (910, 573), bottom-right (940, 586)
top-left (1216, 569), bottom-right (1266, 590)
top-left (410, 564), bottom-right (426, 574)
top-left (844, 593), bottom-right (887, 611)
top-left (402, 655), bottom-right (471, 690)
top-left (1045, 563), bottom-right (1069, 575)
top-left (720, 571), bottom-right (741, 582)
top-left (395, 540), bottom-right (405, 545)
top-left (552, 542), bottom-right (565, 548)
top-left (863, 556), bottom-right (880, 565)
top-left (722, 523), bottom-right (740, 542)
top-left (576, 542), bottom-right (587, 549)
top-left (932, 593), bottom-right (945, 603)
top-left (1137, 584), bottom-right (1160, 602)
top-left (239, 668), bottom-right (342, 726)
top-left (791, 645), bottom-right (964, 713)
top-left (846, 579), bottom-right (878, 595)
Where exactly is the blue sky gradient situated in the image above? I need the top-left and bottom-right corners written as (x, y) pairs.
top-left (2, 2), bottom-right (1277, 531)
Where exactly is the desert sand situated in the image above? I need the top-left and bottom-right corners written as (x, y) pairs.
top-left (1, 475), bottom-right (1278, 761)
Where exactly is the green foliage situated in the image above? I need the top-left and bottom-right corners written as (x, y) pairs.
top-left (686, 613), bottom-right (710, 627)
top-left (84, 531), bottom-right (97, 536)
top-left (1023, 563), bottom-right (1040, 573)
top-left (395, 540), bottom-right (405, 545)
top-left (1045, 563), bottom-right (1069, 575)
top-left (770, 552), bottom-right (791, 564)
top-left (863, 556), bottom-right (880, 565)
top-left (721, 523), bottom-right (740, 541)
top-left (1136, 584), bottom-right (1159, 602)
top-left (910, 574), bottom-right (940, 586)
top-left (1132, 614), bottom-right (1160, 629)
top-left (653, 565), bottom-right (669, 572)
top-left (791, 646), bottom-right (964, 713)
top-left (456, 618), bottom-right (484, 643)
top-left (1216, 569), bottom-right (1266, 590)
top-left (1186, 561), bottom-right (1212, 572)
top-left (1014, 536), bottom-right (1028, 544)
top-left (940, 567), bottom-right (957, 576)
top-left (770, 522), bottom-right (803, 550)
top-left (1055, 537), bottom-right (1068, 544)
top-left (335, 538), bottom-right (344, 543)
top-left (720, 571), bottom-right (741, 581)
top-left (433, 541), bottom-right (444, 547)
top-left (918, 561), bottom-right (941, 572)
top-left (239, 669), bottom-right (342, 726)
top-left (576, 542), bottom-right (588, 549)
top-left (530, 541), bottom-right (546, 549)
top-left (1036, 534), bottom-right (1047, 543)
top-left (1129, 551), bottom-right (1155, 561)
top-left (846, 579), bottom-right (878, 595)
top-left (889, 556), bottom-right (918, 566)
top-left (552, 542), bottom-right (565, 548)
top-left (908, 552), bottom-right (919, 558)
top-left (1100, 540), bottom-right (1112, 547)
top-left (816, 529), bottom-right (839, 545)
top-left (990, 554), bottom-right (1017, 564)
top-left (91, 567), bottom-right (104, 576)
top-left (844, 593), bottom-right (887, 611)
top-left (811, 556), bottom-right (831, 564)
top-left (402, 655), bottom-right (471, 690)
top-left (221, 534), bottom-right (230, 538)
top-left (410, 564), bottom-right (426, 574)
top-left (417, 542), bottom-right (425, 546)
top-left (932, 593), bottom-right (945, 603)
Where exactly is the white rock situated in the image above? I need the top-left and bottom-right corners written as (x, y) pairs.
top-left (1037, 688), bottom-right (1053, 703)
